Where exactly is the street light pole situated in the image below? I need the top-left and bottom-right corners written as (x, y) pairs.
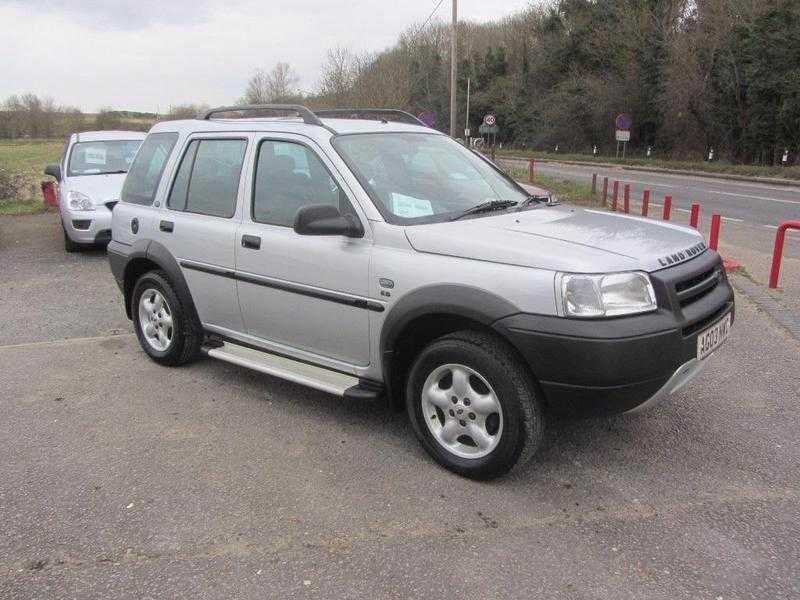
top-left (449, 0), bottom-right (457, 138)
top-left (465, 76), bottom-right (470, 140)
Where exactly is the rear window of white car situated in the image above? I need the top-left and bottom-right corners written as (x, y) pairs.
top-left (67, 140), bottom-right (142, 176)
top-left (120, 133), bottom-right (178, 206)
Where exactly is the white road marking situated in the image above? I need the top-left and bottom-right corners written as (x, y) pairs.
top-left (707, 190), bottom-right (800, 205)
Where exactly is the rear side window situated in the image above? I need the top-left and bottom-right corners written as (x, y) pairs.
top-left (121, 133), bottom-right (178, 205)
top-left (167, 139), bottom-right (246, 218)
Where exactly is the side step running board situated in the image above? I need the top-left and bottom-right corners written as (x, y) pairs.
top-left (203, 341), bottom-right (383, 401)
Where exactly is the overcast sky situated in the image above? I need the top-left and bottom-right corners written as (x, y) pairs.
top-left (0, 0), bottom-right (535, 113)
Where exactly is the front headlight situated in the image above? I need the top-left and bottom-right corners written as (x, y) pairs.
top-left (67, 190), bottom-right (94, 211)
top-left (559, 272), bottom-right (657, 318)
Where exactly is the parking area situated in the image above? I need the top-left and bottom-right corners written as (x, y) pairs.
top-left (1, 212), bottom-right (799, 599)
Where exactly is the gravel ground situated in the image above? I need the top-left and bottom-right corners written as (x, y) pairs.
top-left (1, 212), bottom-right (798, 599)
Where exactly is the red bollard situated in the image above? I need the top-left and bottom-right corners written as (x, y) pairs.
top-left (663, 196), bottom-right (672, 220)
top-left (689, 202), bottom-right (700, 228)
top-left (769, 220), bottom-right (800, 288)
top-left (611, 181), bottom-right (619, 211)
top-left (41, 181), bottom-right (57, 207)
top-left (641, 190), bottom-right (650, 217)
top-left (709, 214), bottom-right (721, 250)
top-left (602, 177), bottom-right (608, 204)
top-left (527, 159), bottom-right (535, 183)
top-left (591, 173), bottom-right (597, 194)
top-left (623, 184), bottom-right (630, 213)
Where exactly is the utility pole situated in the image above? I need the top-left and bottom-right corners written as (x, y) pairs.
top-left (465, 77), bottom-right (470, 141)
top-left (449, 0), bottom-right (457, 138)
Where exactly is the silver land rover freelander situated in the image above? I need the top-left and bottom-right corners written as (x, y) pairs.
top-left (108, 105), bottom-right (734, 480)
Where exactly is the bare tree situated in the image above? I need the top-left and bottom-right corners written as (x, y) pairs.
top-left (244, 63), bottom-right (301, 103)
top-left (318, 47), bottom-right (360, 103)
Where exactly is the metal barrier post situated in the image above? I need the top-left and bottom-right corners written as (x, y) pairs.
top-left (527, 159), bottom-right (534, 184)
top-left (592, 173), bottom-right (597, 194)
top-left (623, 184), bottom-right (630, 213)
top-left (769, 220), bottom-right (800, 288)
top-left (602, 177), bottom-right (608, 205)
top-left (611, 181), bottom-right (619, 211)
top-left (709, 214), bottom-right (721, 250)
top-left (641, 190), bottom-right (650, 217)
top-left (663, 196), bottom-right (672, 220)
top-left (690, 202), bottom-right (700, 228)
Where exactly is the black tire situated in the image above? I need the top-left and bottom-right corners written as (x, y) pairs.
top-left (62, 224), bottom-right (80, 253)
top-left (405, 330), bottom-right (543, 480)
top-left (131, 270), bottom-right (202, 366)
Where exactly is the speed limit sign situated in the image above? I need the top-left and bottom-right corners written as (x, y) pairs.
top-left (483, 114), bottom-right (496, 126)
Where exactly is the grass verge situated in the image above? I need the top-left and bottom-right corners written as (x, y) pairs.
top-left (0, 139), bottom-right (63, 203)
top-left (506, 166), bottom-right (604, 208)
top-left (0, 199), bottom-right (47, 215)
top-left (497, 149), bottom-right (800, 181)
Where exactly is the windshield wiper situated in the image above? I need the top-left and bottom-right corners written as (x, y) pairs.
top-left (100, 170), bottom-right (128, 175)
top-left (450, 199), bottom-right (517, 221)
top-left (516, 194), bottom-right (553, 211)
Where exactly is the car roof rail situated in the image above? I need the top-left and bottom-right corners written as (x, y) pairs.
top-left (315, 108), bottom-right (426, 126)
top-left (198, 104), bottom-right (326, 127)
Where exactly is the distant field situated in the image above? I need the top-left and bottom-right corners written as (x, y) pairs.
top-left (0, 139), bottom-right (63, 212)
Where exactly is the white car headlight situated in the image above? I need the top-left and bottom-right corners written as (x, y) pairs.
top-left (559, 272), bottom-right (657, 318)
top-left (67, 190), bottom-right (94, 211)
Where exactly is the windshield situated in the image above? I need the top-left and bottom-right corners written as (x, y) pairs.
top-left (333, 133), bottom-right (528, 224)
top-left (67, 140), bottom-right (142, 176)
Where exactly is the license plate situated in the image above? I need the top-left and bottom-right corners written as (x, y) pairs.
top-left (697, 313), bottom-right (731, 360)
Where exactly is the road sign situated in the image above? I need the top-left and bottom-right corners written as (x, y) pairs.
top-left (483, 114), bottom-right (496, 126)
top-left (615, 129), bottom-right (631, 142)
top-left (417, 111), bottom-right (436, 128)
top-left (479, 123), bottom-right (499, 134)
top-left (615, 113), bottom-right (632, 131)
top-left (464, 128), bottom-right (471, 137)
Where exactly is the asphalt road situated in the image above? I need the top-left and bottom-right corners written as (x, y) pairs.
top-left (1, 213), bottom-right (799, 599)
top-left (511, 159), bottom-right (800, 228)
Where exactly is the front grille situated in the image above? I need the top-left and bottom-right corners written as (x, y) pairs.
top-left (682, 302), bottom-right (730, 337)
top-left (674, 266), bottom-right (721, 307)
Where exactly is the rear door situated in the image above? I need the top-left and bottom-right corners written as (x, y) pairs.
top-left (152, 134), bottom-right (251, 331)
top-left (115, 131), bottom-right (180, 247)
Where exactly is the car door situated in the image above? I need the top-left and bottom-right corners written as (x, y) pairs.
top-left (154, 134), bottom-right (251, 332)
top-left (235, 135), bottom-right (371, 367)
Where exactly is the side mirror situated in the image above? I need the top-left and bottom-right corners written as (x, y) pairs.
top-left (44, 164), bottom-right (62, 181)
top-left (293, 204), bottom-right (363, 238)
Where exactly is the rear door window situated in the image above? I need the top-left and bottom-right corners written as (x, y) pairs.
top-left (167, 139), bottom-right (246, 218)
top-left (121, 133), bottom-right (178, 206)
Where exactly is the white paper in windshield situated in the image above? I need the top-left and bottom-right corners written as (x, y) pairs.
top-left (391, 193), bottom-right (433, 218)
top-left (84, 147), bottom-right (107, 165)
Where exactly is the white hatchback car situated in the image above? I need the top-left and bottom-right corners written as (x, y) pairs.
top-left (45, 130), bottom-right (145, 252)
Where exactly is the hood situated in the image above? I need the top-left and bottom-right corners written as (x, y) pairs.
top-left (404, 205), bottom-right (707, 273)
top-left (62, 173), bottom-right (127, 206)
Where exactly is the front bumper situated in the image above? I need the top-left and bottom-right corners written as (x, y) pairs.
top-left (494, 251), bottom-right (735, 416)
top-left (61, 207), bottom-right (113, 244)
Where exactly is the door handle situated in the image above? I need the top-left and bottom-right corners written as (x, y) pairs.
top-left (160, 220), bottom-right (174, 233)
top-left (241, 234), bottom-right (261, 250)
